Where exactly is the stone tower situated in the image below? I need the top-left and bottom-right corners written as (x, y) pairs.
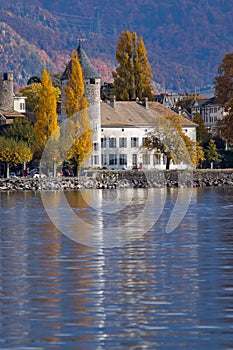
top-left (0, 72), bottom-right (14, 112)
top-left (60, 44), bottom-right (101, 167)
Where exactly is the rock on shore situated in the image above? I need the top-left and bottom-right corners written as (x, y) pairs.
top-left (1, 169), bottom-right (233, 191)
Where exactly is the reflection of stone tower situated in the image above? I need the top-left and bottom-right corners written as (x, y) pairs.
top-left (60, 44), bottom-right (101, 167)
top-left (0, 72), bottom-right (14, 112)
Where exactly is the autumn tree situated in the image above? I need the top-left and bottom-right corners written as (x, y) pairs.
top-left (144, 114), bottom-right (204, 169)
top-left (214, 52), bottom-right (233, 143)
top-left (206, 139), bottom-right (219, 169)
top-left (19, 78), bottom-right (60, 113)
top-left (34, 68), bottom-right (59, 175)
top-left (64, 50), bottom-right (92, 172)
top-left (113, 30), bottom-right (153, 101)
top-left (0, 137), bottom-right (33, 178)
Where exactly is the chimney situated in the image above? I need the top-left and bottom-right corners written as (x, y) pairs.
top-left (110, 95), bottom-right (116, 109)
top-left (143, 97), bottom-right (148, 109)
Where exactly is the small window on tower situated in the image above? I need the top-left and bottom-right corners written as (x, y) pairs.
top-left (90, 78), bottom-right (95, 84)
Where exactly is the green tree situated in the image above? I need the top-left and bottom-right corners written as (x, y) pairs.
top-left (2, 119), bottom-right (36, 149)
top-left (192, 113), bottom-right (209, 144)
top-left (64, 50), bottom-right (93, 172)
top-left (113, 30), bottom-right (153, 101)
top-left (0, 137), bottom-right (33, 178)
top-left (34, 68), bottom-right (59, 175)
top-left (19, 83), bottom-right (42, 113)
top-left (175, 95), bottom-right (195, 114)
top-left (206, 138), bottom-right (219, 169)
top-left (214, 52), bottom-right (233, 143)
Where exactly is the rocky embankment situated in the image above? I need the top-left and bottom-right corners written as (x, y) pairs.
top-left (1, 169), bottom-right (233, 191)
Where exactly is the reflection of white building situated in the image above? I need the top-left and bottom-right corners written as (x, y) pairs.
top-left (61, 46), bottom-right (197, 170)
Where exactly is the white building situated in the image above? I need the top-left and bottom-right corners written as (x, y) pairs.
top-left (100, 99), bottom-right (196, 170)
top-left (14, 95), bottom-right (26, 113)
top-left (61, 46), bottom-right (197, 170)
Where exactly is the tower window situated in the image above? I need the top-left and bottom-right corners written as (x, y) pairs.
top-left (90, 78), bottom-right (95, 84)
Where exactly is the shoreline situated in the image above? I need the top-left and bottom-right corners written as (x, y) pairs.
top-left (1, 169), bottom-right (233, 191)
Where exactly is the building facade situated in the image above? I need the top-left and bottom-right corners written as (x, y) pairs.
top-left (61, 47), bottom-right (197, 170)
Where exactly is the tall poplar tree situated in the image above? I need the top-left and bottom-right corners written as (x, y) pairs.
top-left (134, 36), bottom-right (153, 100)
top-left (64, 50), bottom-right (92, 170)
top-left (113, 30), bottom-right (153, 101)
top-left (34, 68), bottom-right (59, 175)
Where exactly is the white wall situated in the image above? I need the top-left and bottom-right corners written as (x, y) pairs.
top-left (14, 96), bottom-right (26, 113)
top-left (101, 125), bottom-right (196, 170)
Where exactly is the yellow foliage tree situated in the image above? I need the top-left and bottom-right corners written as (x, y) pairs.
top-left (0, 137), bottom-right (33, 178)
top-left (34, 68), bottom-right (59, 175)
top-left (113, 30), bottom-right (153, 101)
top-left (64, 50), bottom-right (93, 171)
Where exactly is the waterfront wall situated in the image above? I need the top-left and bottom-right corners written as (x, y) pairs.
top-left (1, 169), bottom-right (233, 191)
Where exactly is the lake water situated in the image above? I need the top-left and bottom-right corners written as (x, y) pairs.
top-left (1, 187), bottom-right (233, 349)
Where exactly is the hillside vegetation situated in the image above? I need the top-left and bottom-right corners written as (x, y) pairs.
top-left (0, 0), bottom-right (233, 91)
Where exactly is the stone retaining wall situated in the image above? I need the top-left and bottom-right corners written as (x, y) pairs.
top-left (1, 169), bottom-right (233, 191)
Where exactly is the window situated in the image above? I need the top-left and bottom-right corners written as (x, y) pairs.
top-left (101, 137), bottom-right (107, 148)
top-left (142, 137), bottom-right (147, 146)
top-left (90, 78), bottom-right (95, 84)
top-left (119, 137), bottom-right (127, 148)
top-left (153, 154), bottom-right (160, 165)
top-left (143, 154), bottom-right (150, 165)
top-left (94, 142), bottom-right (98, 151)
top-left (109, 154), bottom-right (117, 165)
top-left (132, 154), bottom-right (137, 167)
top-left (101, 154), bottom-right (107, 166)
top-left (131, 137), bottom-right (139, 147)
top-left (20, 102), bottom-right (25, 111)
top-left (92, 155), bottom-right (99, 165)
top-left (119, 154), bottom-right (127, 165)
top-left (109, 137), bottom-right (116, 148)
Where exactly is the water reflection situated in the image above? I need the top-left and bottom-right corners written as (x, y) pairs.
top-left (1, 188), bottom-right (233, 348)
top-left (41, 188), bottom-right (168, 248)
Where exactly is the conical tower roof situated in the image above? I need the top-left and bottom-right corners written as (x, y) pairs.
top-left (61, 43), bottom-right (100, 81)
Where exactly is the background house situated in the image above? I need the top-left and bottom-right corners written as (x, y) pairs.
top-left (191, 97), bottom-right (226, 133)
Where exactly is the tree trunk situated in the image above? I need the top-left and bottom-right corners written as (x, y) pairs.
top-left (210, 161), bottom-right (214, 169)
top-left (166, 157), bottom-right (171, 170)
top-left (6, 163), bottom-right (10, 178)
top-left (53, 160), bottom-right (57, 178)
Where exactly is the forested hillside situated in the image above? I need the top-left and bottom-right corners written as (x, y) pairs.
top-left (0, 0), bottom-right (233, 91)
